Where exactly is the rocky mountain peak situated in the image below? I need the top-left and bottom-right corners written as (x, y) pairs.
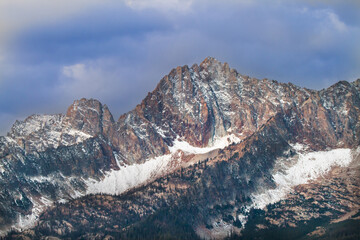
top-left (4, 98), bottom-right (116, 154)
top-left (199, 57), bottom-right (232, 80)
top-left (200, 56), bottom-right (221, 67)
top-left (8, 114), bottom-right (64, 138)
top-left (66, 98), bottom-right (115, 137)
top-left (352, 78), bottom-right (360, 91)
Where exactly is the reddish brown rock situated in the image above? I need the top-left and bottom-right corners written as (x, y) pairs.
top-left (66, 98), bottom-right (115, 137)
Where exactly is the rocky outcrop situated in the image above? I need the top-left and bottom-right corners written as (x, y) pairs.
top-left (66, 98), bottom-right (115, 137)
top-left (0, 136), bottom-right (119, 232)
top-left (6, 98), bottom-right (115, 154)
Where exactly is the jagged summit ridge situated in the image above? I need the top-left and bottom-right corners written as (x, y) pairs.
top-left (66, 98), bottom-right (115, 137)
top-left (3, 57), bottom-right (360, 160)
top-left (7, 113), bottom-right (91, 153)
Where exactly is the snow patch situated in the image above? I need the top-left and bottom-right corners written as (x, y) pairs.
top-left (113, 151), bottom-right (122, 168)
top-left (11, 196), bottom-right (53, 234)
top-left (86, 134), bottom-right (240, 195)
top-left (237, 147), bottom-right (353, 226)
top-left (170, 134), bottom-right (241, 155)
top-left (58, 199), bottom-right (67, 204)
top-left (152, 124), bottom-right (168, 138)
top-left (67, 129), bottom-right (92, 139)
top-left (86, 154), bottom-right (176, 195)
top-left (290, 143), bottom-right (308, 152)
top-left (251, 148), bottom-right (352, 209)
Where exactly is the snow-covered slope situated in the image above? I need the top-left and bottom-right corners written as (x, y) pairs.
top-left (86, 134), bottom-right (241, 195)
top-left (239, 146), bottom-right (354, 223)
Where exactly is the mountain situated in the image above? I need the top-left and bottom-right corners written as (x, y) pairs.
top-left (1, 57), bottom-right (360, 239)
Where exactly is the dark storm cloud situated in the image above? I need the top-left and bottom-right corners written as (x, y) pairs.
top-left (10, 5), bottom-right (172, 65)
top-left (0, 0), bottom-right (359, 134)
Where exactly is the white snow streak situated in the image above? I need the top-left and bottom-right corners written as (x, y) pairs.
top-left (251, 148), bottom-right (352, 209)
top-left (170, 134), bottom-right (241, 155)
top-left (86, 153), bottom-right (177, 195)
top-left (86, 134), bottom-right (241, 195)
top-left (10, 197), bottom-right (52, 234)
top-left (237, 146), bottom-right (353, 226)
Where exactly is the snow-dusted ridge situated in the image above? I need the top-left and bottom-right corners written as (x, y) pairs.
top-left (251, 146), bottom-right (352, 209)
top-left (86, 134), bottom-right (241, 195)
top-left (237, 144), bottom-right (354, 226)
top-left (7, 114), bottom-right (93, 153)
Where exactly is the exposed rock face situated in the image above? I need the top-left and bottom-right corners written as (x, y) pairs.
top-left (0, 57), bottom-right (359, 237)
top-left (112, 58), bottom-right (359, 162)
top-left (6, 98), bottom-right (115, 154)
top-left (0, 136), bottom-right (119, 230)
top-left (66, 98), bottom-right (115, 137)
top-left (7, 114), bottom-right (89, 153)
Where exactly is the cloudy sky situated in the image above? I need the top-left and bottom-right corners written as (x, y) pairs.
top-left (0, 0), bottom-right (359, 135)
